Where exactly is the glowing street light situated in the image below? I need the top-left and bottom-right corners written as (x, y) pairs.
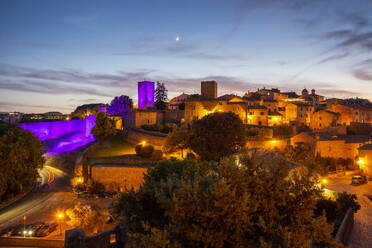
top-left (322, 178), bottom-right (327, 184)
top-left (140, 140), bottom-right (146, 146)
top-left (357, 158), bottom-right (365, 165)
top-left (273, 117), bottom-right (279, 121)
top-left (271, 140), bottom-right (277, 144)
top-left (23, 215), bottom-right (26, 238)
top-left (57, 212), bottom-right (64, 236)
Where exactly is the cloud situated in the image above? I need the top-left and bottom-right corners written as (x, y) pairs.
top-left (353, 69), bottom-right (372, 81)
top-left (315, 52), bottom-right (349, 65)
top-left (0, 79), bottom-right (112, 97)
top-left (0, 63), bottom-right (158, 99)
top-left (321, 11), bottom-right (372, 53)
top-left (0, 101), bottom-right (71, 111)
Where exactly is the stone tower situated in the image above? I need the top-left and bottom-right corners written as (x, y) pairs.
top-left (138, 81), bottom-right (154, 109)
top-left (201, 81), bottom-right (217, 99)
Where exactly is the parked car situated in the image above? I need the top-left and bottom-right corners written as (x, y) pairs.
top-left (34, 222), bottom-right (57, 237)
top-left (351, 175), bottom-right (367, 185)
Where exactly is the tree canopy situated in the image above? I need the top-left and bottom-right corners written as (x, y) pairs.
top-left (107, 95), bottom-right (133, 120)
top-left (113, 154), bottom-right (341, 247)
top-left (154, 81), bottom-right (168, 110)
top-left (189, 112), bottom-right (247, 161)
top-left (0, 122), bottom-right (45, 201)
top-left (92, 112), bottom-right (117, 142)
top-left (162, 124), bottom-right (190, 157)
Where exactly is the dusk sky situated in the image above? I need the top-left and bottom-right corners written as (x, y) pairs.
top-left (1, 0), bottom-right (372, 113)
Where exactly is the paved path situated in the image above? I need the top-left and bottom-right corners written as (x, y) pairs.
top-left (326, 175), bottom-right (372, 248)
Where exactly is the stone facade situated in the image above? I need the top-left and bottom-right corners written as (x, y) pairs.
top-left (126, 110), bottom-right (184, 128)
top-left (358, 144), bottom-right (372, 178)
top-left (310, 110), bottom-right (339, 130)
top-left (201, 80), bottom-right (217, 99)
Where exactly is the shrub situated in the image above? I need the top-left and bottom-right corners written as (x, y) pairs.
top-left (135, 144), bottom-right (155, 158)
top-left (151, 150), bottom-right (163, 161)
top-left (162, 123), bottom-right (177, 133)
top-left (314, 199), bottom-right (338, 220)
top-left (66, 203), bottom-right (107, 235)
top-left (88, 181), bottom-right (105, 194)
top-left (186, 153), bottom-right (196, 160)
top-left (141, 145), bottom-right (154, 158)
top-left (135, 144), bottom-right (142, 155)
top-left (335, 191), bottom-right (360, 213)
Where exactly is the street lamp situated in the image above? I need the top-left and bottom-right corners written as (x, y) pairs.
top-left (57, 212), bottom-right (64, 236)
top-left (23, 215), bottom-right (26, 238)
top-left (357, 158), bottom-right (365, 165)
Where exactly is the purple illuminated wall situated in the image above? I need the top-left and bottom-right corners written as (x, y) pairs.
top-left (20, 115), bottom-right (96, 155)
top-left (138, 81), bottom-right (154, 109)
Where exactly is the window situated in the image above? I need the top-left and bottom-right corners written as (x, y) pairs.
top-left (192, 106), bottom-right (195, 110)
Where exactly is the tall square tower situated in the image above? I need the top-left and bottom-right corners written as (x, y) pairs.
top-left (138, 81), bottom-right (155, 109)
top-left (201, 81), bottom-right (217, 99)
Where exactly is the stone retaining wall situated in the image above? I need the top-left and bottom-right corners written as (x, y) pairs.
top-left (124, 128), bottom-right (167, 150)
top-left (0, 237), bottom-right (64, 247)
top-left (91, 165), bottom-right (148, 192)
top-left (65, 217), bottom-right (128, 248)
top-left (335, 208), bottom-right (354, 245)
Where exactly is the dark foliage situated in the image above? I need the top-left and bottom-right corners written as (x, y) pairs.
top-left (113, 156), bottom-right (339, 247)
top-left (154, 81), bottom-right (168, 110)
top-left (135, 144), bottom-right (154, 158)
top-left (151, 150), bottom-right (163, 161)
top-left (92, 112), bottom-right (116, 141)
top-left (0, 122), bottom-right (45, 201)
top-left (314, 199), bottom-right (338, 220)
top-left (335, 191), bottom-right (360, 213)
top-left (141, 123), bottom-right (177, 134)
top-left (88, 181), bottom-right (105, 194)
top-left (189, 112), bottom-right (247, 161)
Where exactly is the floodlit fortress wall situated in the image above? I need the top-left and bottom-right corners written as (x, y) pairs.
top-left (20, 115), bottom-right (95, 141)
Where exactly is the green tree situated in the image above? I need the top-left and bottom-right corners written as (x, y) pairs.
top-left (113, 154), bottom-right (341, 248)
top-left (0, 122), bottom-right (45, 201)
top-left (66, 202), bottom-right (107, 234)
top-left (162, 124), bottom-right (190, 158)
top-left (189, 112), bottom-right (247, 161)
top-left (154, 81), bottom-right (168, 110)
top-left (92, 112), bottom-right (116, 142)
top-left (283, 143), bottom-right (314, 166)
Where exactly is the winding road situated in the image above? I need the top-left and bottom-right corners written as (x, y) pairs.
top-left (0, 165), bottom-right (66, 230)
